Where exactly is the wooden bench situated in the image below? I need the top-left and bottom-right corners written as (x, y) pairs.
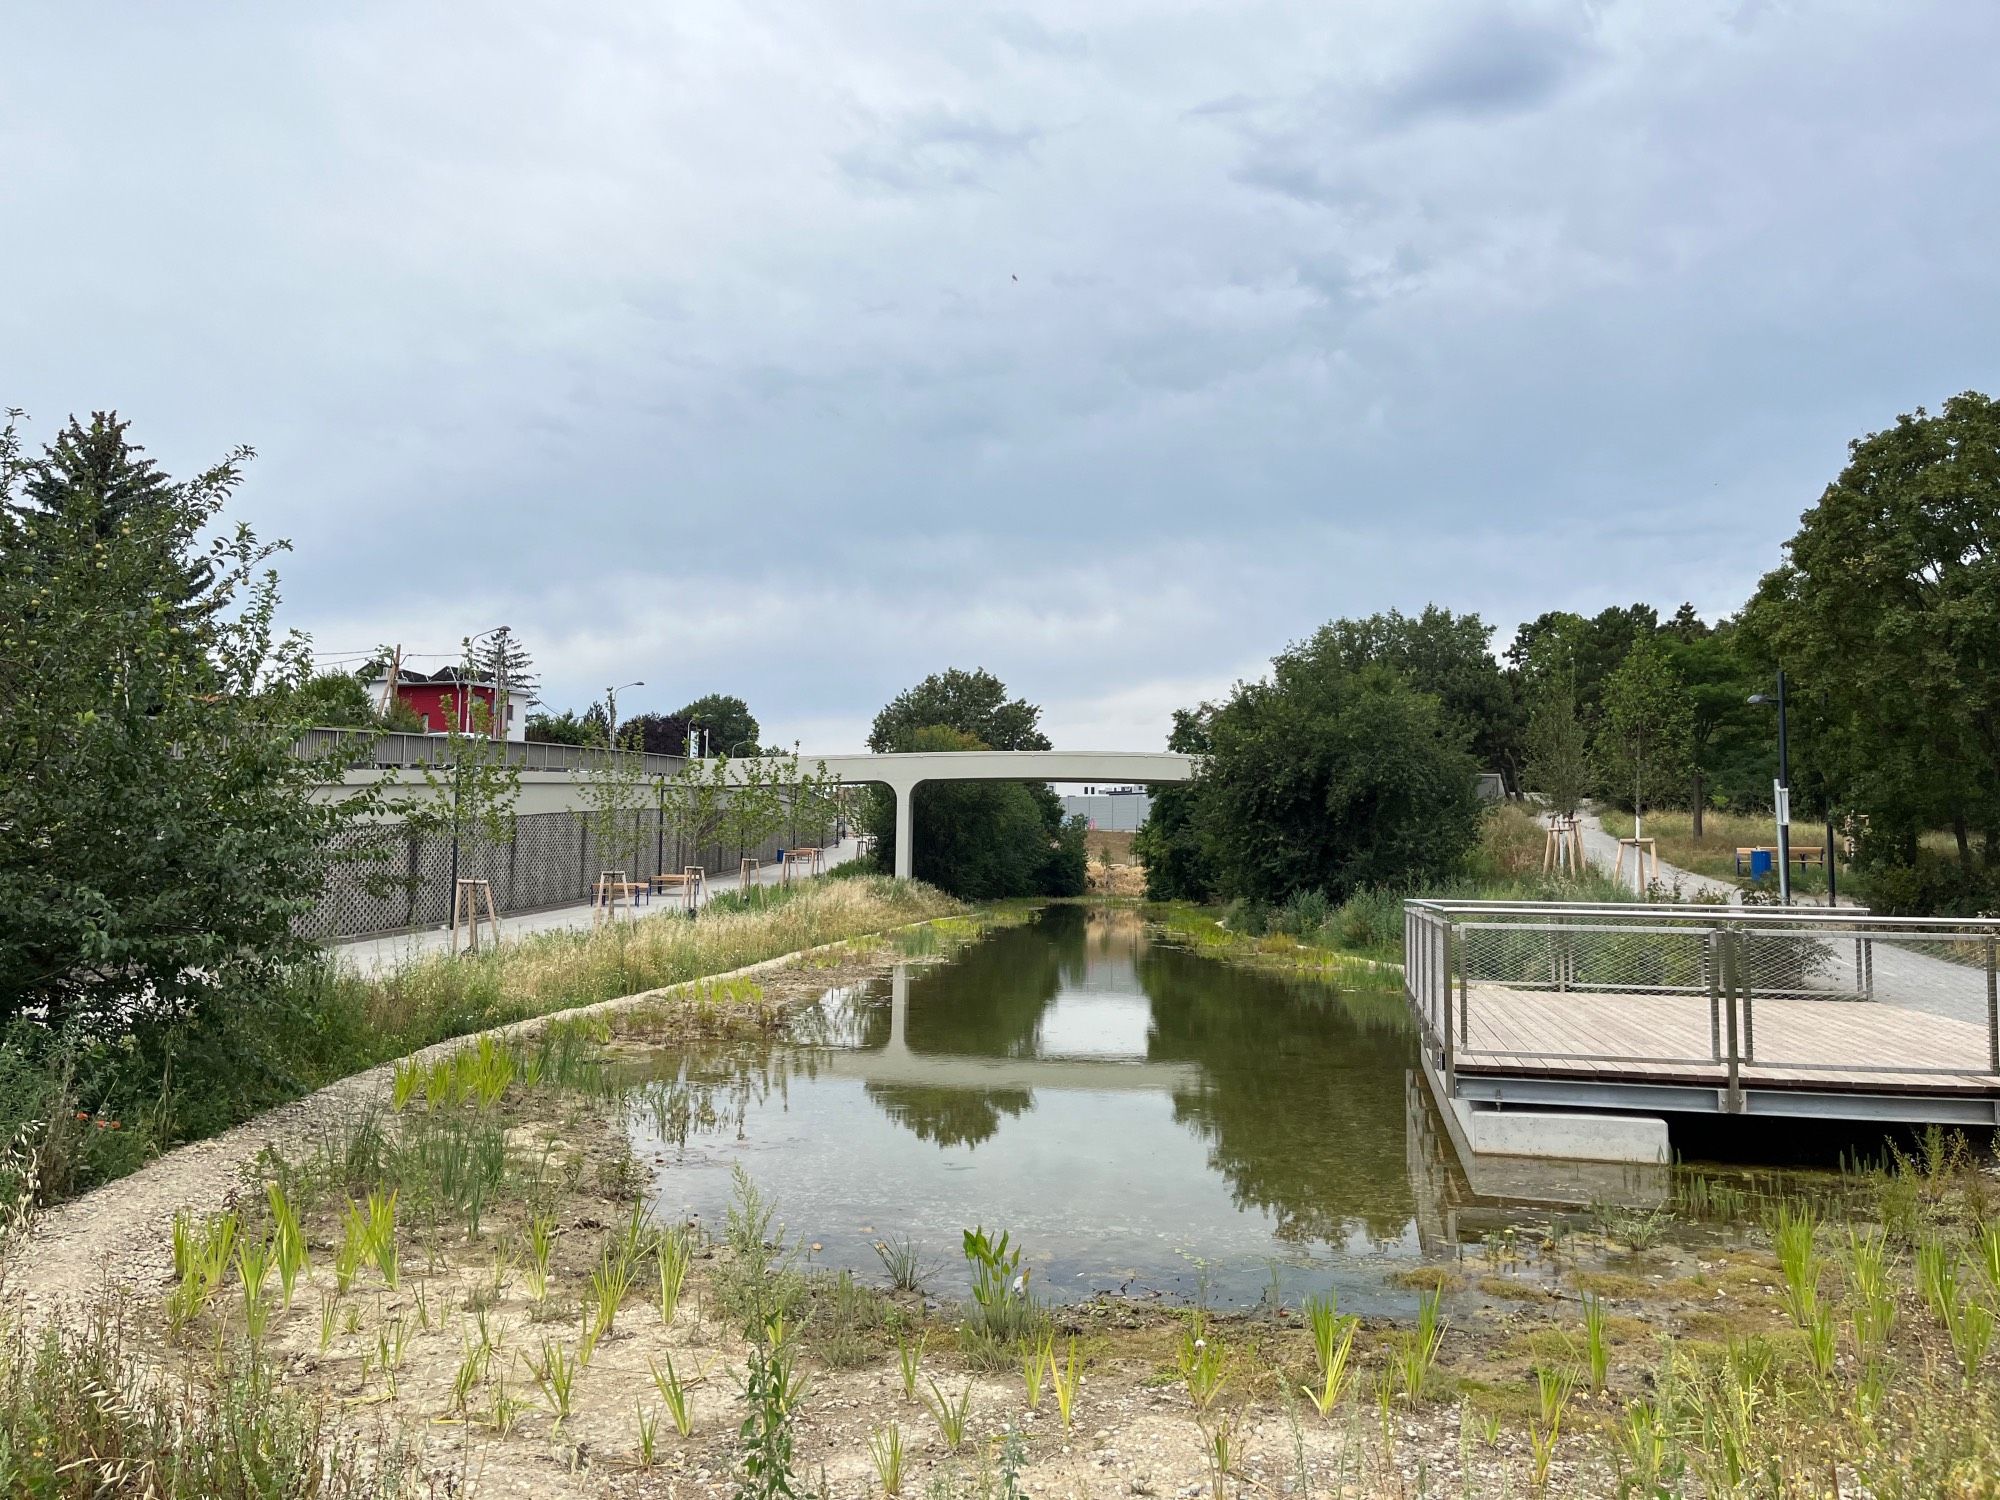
top-left (1733, 844), bottom-right (1827, 875)
top-left (650, 867), bottom-right (707, 911)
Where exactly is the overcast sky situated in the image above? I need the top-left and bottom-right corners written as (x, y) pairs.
top-left (7, 2), bottom-right (1996, 751)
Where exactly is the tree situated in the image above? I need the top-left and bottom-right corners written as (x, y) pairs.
top-left (0, 411), bottom-right (371, 1037)
top-left (1300, 607), bottom-right (1522, 787)
top-left (526, 709), bottom-right (595, 746)
top-left (677, 694), bottom-right (759, 757)
top-left (407, 645), bottom-right (523, 907)
top-left (474, 627), bottom-right (537, 736)
top-left (575, 720), bottom-right (650, 877)
top-left (618, 710), bottom-right (693, 757)
top-left (867, 668), bottom-right (1051, 754)
top-left (1661, 621), bottom-right (1761, 836)
top-left (1596, 634), bottom-right (1692, 842)
top-left (1747, 391), bottom-right (2000, 867)
top-left (1520, 630), bottom-right (1594, 821)
top-left (1191, 644), bottom-right (1483, 903)
top-left (1135, 708), bottom-right (1217, 901)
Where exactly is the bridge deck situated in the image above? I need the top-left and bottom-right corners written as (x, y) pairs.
top-left (1456, 983), bottom-right (1998, 1095)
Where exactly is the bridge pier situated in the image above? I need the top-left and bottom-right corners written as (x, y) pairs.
top-left (893, 782), bottom-right (914, 880)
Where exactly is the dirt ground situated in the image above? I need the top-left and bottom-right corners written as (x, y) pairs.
top-left (1085, 831), bottom-right (1147, 898)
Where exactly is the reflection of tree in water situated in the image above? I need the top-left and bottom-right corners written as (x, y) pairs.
top-left (621, 1039), bottom-right (834, 1150)
top-left (1138, 944), bottom-right (1418, 1247)
top-left (864, 1086), bottom-right (1035, 1148)
top-left (861, 906), bottom-right (1086, 1148)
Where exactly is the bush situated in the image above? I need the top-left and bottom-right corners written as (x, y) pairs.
top-left (1270, 889), bottom-right (1331, 936)
top-left (1857, 855), bottom-right (2000, 918)
top-left (1330, 888), bottom-right (1404, 952)
top-left (1221, 897), bottom-right (1269, 936)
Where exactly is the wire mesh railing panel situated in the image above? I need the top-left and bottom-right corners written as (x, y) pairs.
top-left (1458, 923), bottom-right (1716, 997)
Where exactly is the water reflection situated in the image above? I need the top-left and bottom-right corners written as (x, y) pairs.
top-left (624, 905), bottom-right (1440, 1306)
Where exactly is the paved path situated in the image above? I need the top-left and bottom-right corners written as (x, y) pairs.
top-left (330, 836), bottom-right (865, 976)
top-left (1570, 811), bottom-right (1741, 901)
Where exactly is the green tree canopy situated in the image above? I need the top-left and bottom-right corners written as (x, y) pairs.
top-left (0, 411), bottom-right (364, 1038)
top-left (1747, 391), bottom-right (2000, 864)
top-left (677, 693), bottom-right (759, 756)
top-left (1192, 641), bottom-right (1483, 903)
top-left (1299, 607), bottom-right (1522, 786)
top-left (1596, 633), bottom-right (1693, 833)
top-left (1135, 708), bottom-right (1217, 901)
top-left (867, 668), bottom-right (1051, 753)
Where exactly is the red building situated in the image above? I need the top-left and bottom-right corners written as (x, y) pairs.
top-left (368, 667), bottom-right (523, 739)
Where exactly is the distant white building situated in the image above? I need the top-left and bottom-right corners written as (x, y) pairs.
top-left (1061, 785), bottom-right (1154, 831)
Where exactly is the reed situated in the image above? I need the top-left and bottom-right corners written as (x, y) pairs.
top-left (589, 1243), bottom-right (637, 1341)
top-left (364, 1188), bottom-right (398, 1288)
top-left (526, 1339), bottom-right (580, 1424)
top-left (1022, 1334), bottom-right (1049, 1410)
top-left (650, 1351), bottom-right (698, 1436)
top-left (1770, 1200), bottom-right (1823, 1330)
top-left (1396, 1288), bottom-right (1447, 1401)
top-left (1302, 1292), bottom-right (1358, 1418)
top-left (1050, 1337), bottom-right (1082, 1430)
top-left (873, 1233), bottom-right (937, 1294)
top-left (1849, 1227), bottom-right (1897, 1352)
top-left (525, 1210), bottom-right (555, 1303)
top-left (895, 1327), bottom-right (925, 1400)
top-left (1528, 1364), bottom-right (1576, 1492)
top-left (235, 1235), bottom-right (274, 1348)
top-left (1580, 1292), bottom-right (1609, 1393)
top-left (868, 1422), bottom-right (906, 1496)
top-left (166, 1208), bottom-right (239, 1330)
top-left (657, 1226), bottom-right (692, 1325)
top-left (634, 1404), bottom-right (659, 1468)
top-left (1942, 1281), bottom-right (1995, 1377)
top-left (923, 1377), bottom-right (973, 1451)
top-left (266, 1182), bottom-right (310, 1307)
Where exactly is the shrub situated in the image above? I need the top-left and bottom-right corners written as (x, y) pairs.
top-left (1857, 855), bottom-right (2000, 918)
top-left (1331, 888), bottom-right (1404, 952)
top-left (1270, 889), bottom-right (1331, 937)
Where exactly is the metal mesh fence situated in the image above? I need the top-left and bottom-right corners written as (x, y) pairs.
top-left (299, 808), bottom-right (836, 941)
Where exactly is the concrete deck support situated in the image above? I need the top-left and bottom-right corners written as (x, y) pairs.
top-left (894, 782), bottom-right (914, 880)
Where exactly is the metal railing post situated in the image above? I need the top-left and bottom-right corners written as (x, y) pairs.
top-left (1987, 935), bottom-right (1998, 1075)
top-left (1721, 928), bottom-right (1744, 1113)
top-left (1707, 927), bottom-right (1722, 1061)
top-left (1442, 923), bottom-right (1457, 1094)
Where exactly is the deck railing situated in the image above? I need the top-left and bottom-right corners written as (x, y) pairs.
top-left (1405, 900), bottom-right (2000, 1106)
top-left (293, 726), bottom-right (690, 778)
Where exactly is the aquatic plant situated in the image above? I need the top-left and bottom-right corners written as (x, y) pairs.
top-left (1022, 1335), bottom-right (1049, 1410)
top-left (589, 1242), bottom-right (637, 1340)
top-left (634, 1404), bottom-right (659, 1468)
top-left (525, 1210), bottom-right (555, 1302)
top-left (1770, 1200), bottom-right (1823, 1329)
top-left (235, 1235), bottom-right (274, 1349)
top-left (1177, 1310), bottom-right (1227, 1411)
top-left (1849, 1227), bottom-right (1897, 1352)
top-left (1942, 1280), bottom-right (1995, 1377)
top-left (874, 1233), bottom-right (938, 1294)
top-left (166, 1208), bottom-right (238, 1330)
top-left (364, 1188), bottom-right (398, 1288)
top-left (962, 1225), bottom-right (1039, 1345)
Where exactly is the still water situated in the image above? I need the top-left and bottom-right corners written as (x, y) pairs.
top-left (625, 905), bottom-right (1436, 1310)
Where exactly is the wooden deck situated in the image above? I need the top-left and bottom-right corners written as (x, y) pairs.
top-left (1456, 982), bottom-right (1999, 1095)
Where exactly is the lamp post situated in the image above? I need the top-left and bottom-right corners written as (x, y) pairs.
top-left (1748, 670), bottom-right (1793, 906)
top-left (604, 682), bottom-right (644, 748)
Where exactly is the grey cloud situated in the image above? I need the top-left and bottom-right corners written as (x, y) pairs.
top-left (1373, 10), bottom-right (1596, 127)
top-left (836, 110), bottom-right (1040, 193)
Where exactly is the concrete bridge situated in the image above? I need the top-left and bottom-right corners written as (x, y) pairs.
top-left (702, 750), bottom-right (1199, 878)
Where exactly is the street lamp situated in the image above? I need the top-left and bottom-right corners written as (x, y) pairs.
top-left (731, 739), bottom-right (760, 758)
top-left (1748, 671), bottom-right (1792, 906)
top-left (604, 682), bottom-right (644, 746)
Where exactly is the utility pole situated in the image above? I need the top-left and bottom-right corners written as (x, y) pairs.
top-left (1775, 669), bottom-right (1792, 906)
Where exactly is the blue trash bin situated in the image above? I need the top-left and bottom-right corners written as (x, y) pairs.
top-left (1749, 848), bottom-right (1773, 880)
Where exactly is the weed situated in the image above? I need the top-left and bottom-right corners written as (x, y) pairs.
top-left (317, 1289), bottom-right (339, 1353)
top-left (1177, 1309), bottom-right (1227, 1411)
top-left (875, 1233), bottom-right (940, 1294)
top-left (737, 1328), bottom-right (806, 1500)
top-left (1201, 1413), bottom-right (1237, 1499)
